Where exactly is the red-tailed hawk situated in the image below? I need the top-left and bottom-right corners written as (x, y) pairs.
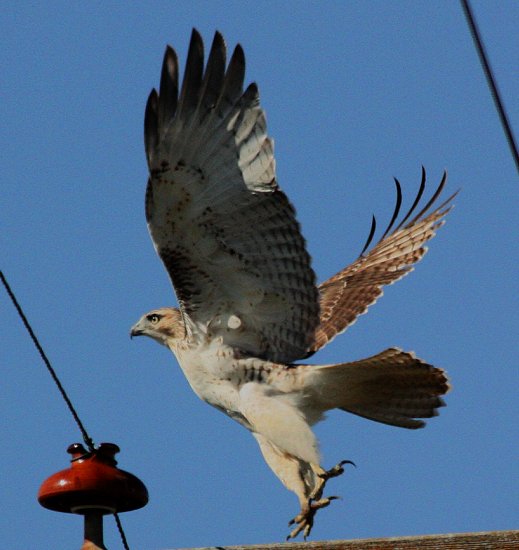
top-left (131, 29), bottom-right (455, 539)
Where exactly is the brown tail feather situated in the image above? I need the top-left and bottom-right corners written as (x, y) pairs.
top-left (308, 348), bottom-right (450, 429)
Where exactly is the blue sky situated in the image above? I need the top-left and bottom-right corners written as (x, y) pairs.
top-left (1, 2), bottom-right (517, 549)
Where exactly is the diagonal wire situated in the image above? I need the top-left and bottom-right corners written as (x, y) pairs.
top-left (114, 513), bottom-right (131, 550)
top-left (2, 271), bottom-right (134, 548)
top-left (1, 270), bottom-right (96, 452)
top-left (460, 0), bottom-right (519, 173)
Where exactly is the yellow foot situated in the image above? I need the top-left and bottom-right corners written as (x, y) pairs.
top-left (286, 459), bottom-right (355, 540)
top-left (311, 459), bottom-right (355, 501)
top-left (319, 459), bottom-right (356, 482)
top-left (286, 496), bottom-right (339, 540)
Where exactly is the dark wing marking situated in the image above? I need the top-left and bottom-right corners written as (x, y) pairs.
top-left (144, 30), bottom-right (319, 363)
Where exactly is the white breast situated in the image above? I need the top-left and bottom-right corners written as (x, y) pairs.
top-left (170, 338), bottom-right (242, 414)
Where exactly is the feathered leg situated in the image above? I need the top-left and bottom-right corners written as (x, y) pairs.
top-left (252, 433), bottom-right (349, 539)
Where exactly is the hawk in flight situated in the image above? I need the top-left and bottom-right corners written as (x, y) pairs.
top-left (131, 29), bottom-right (454, 539)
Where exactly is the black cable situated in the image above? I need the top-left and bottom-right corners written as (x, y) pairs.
top-left (461, 0), bottom-right (519, 173)
top-left (2, 271), bottom-right (135, 549)
top-left (114, 513), bottom-right (131, 550)
top-left (1, 271), bottom-right (96, 452)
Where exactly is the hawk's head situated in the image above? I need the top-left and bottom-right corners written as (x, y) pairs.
top-left (130, 307), bottom-right (185, 346)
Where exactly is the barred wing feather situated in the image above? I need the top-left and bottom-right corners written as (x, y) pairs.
top-left (144, 30), bottom-right (319, 363)
top-left (310, 171), bottom-right (457, 355)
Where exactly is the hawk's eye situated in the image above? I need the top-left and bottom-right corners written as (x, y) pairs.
top-left (147, 314), bottom-right (161, 324)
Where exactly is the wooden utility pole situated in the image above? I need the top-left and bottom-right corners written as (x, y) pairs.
top-left (174, 530), bottom-right (519, 550)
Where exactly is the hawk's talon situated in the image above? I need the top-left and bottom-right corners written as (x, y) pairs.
top-left (286, 459), bottom-right (355, 539)
top-left (287, 495), bottom-right (340, 540)
top-left (308, 458), bottom-right (354, 503)
top-left (319, 459), bottom-right (356, 480)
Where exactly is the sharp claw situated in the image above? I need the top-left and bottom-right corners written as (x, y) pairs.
top-left (287, 495), bottom-right (343, 539)
top-left (287, 521), bottom-right (306, 540)
top-left (286, 459), bottom-right (355, 539)
top-left (321, 459), bottom-right (356, 478)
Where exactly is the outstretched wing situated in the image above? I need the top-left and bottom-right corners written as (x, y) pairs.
top-left (144, 30), bottom-right (319, 363)
top-left (308, 170), bottom-right (457, 355)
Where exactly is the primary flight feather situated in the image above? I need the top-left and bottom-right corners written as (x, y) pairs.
top-left (131, 29), bottom-right (454, 539)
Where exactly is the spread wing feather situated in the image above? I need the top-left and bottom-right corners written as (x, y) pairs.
top-left (144, 29), bottom-right (319, 363)
top-left (309, 170), bottom-right (457, 355)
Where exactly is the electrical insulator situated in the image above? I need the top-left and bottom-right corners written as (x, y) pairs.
top-left (38, 442), bottom-right (148, 549)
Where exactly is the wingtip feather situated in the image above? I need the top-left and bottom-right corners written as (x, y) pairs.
top-left (158, 46), bottom-right (179, 130)
top-left (144, 89), bottom-right (159, 167)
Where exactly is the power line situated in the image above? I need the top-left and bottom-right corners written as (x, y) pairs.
top-left (460, 0), bottom-right (519, 173)
top-left (1, 270), bottom-right (96, 452)
top-left (1, 270), bottom-right (132, 549)
top-left (114, 513), bottom-right (131, 550)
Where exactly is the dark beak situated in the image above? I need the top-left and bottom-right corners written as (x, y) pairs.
top-left (130, 326), bottom-right (143, 339)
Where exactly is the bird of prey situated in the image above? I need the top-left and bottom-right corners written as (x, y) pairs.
top-left (131, 29), bottom-right (455, 539)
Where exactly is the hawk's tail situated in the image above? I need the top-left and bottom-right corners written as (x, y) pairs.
top-left (308, 348), bottom-right (450, 429)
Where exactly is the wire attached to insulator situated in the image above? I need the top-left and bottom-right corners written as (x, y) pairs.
top-left (2, 271), bottom-right (138, 549)
top-left (2, 271), bottom-right (139, 550)
top-left (1, 270), bottom-right (96, 452)
top-left (114, 513), bottom-right (131, 550)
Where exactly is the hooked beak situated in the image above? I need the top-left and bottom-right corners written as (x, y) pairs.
top-left (130, 323), bottom-right (144, 339)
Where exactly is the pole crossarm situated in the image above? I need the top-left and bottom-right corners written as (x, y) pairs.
top-left (175, 530), bottom-right (519, 550)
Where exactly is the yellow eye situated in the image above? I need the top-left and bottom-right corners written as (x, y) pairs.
top-left (147, 314), bottom-right (161, 324)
